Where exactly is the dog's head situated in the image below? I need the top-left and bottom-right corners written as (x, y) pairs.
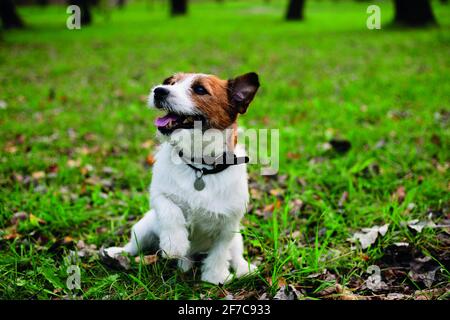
top-left (148, 72), bottom-right (260, 135)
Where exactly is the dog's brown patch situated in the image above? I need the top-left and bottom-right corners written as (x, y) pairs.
top-left (190, 75), bottom-right (238, 130)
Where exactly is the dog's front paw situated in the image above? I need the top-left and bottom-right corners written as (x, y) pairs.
top-left (201, 268), bottom-right (232, 285)
top-left (235, 263), bottom-right (257, 278)
top-left (102, 246), bottom-right (125, 258)
top-left (159, 231), bottom-right (190, 258)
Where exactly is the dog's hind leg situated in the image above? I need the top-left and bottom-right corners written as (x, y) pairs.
top-left (230, 233), bottom-right (257, 278)
top-left (103, 210), bottom-right (159, 258)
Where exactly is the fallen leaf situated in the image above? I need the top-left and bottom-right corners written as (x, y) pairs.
top-left (273, 285), bottom-right (303, 300)
top-left (262, 200), bottom-right (281, 219)
top-left (32, 171), bottom-right (46, 180)
top-left (135, 254), bottom-right (158, 265)
top-left (76, 240), bottom-right (98, 258)
top-left (2, 226), bottom-right (20, 240)
top-left (408, 268), bottom-right (439, 288)
top-left (407, 219), bottom-right (437, 233)
top-left (350, 224), bottom-right (389, 249)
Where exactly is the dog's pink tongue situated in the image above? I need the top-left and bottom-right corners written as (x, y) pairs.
top-left (154, 114), bottom-right (178, 127)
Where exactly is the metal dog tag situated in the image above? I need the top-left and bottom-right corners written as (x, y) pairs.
top-left (194, 171), bottom-right (205, 191)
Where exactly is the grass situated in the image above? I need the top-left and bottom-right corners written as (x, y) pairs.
top-left (0, 0), bottom-right (449, 300)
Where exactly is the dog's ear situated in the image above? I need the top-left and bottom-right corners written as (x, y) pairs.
top-left (228, 72), bottom-right (260, 114)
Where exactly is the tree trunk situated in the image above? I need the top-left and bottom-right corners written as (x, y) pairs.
top-left (393, 0), bottom-right (437, 26)
top-left (68, 0), bottom-right (92, 25)
top-left (286, 0), bottom-right (305, 21)
top-left (170, 0), bottom-right (187, 16)
top-left (0, 0), bottom-right (24, 29)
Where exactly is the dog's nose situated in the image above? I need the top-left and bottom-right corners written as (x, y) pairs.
top-left (153, 87), bottom-right (170, 102)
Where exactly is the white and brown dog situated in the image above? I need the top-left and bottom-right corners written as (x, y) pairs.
top-left (101, 72), bottom-right (260, 284)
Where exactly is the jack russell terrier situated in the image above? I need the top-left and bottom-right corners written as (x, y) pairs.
top-left (100, 72), bottom-right (260, 284)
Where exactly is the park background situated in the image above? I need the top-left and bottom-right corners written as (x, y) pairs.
top-left (0, 0), bottom-right (449, 300)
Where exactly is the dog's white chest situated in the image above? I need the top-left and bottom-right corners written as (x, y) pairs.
top-left (150, 142), bottom-right (249, 216)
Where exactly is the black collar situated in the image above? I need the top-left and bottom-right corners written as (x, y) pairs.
top-left (177, 149), bottom-right (249, 176)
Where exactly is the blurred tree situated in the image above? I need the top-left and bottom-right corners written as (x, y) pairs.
top-left (0, 0), bottom-right (24, 29)
top-left (170, 0), bottom-right (187, 15)
top-left (67, 0), bottom-right (92, 25)
top-left (393, 0), bottom-right (436, 26)
top-left (286, 0), bottom-right (305, 21)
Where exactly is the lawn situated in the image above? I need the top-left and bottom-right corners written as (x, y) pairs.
top-left (0, 0), bottom-right (449, 300)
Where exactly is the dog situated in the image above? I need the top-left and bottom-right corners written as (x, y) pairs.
top-left (101, 72), bottom-right (260, 284)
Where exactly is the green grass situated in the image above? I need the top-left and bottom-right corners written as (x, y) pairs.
top-left (0, 0), bottom-right (449, 300)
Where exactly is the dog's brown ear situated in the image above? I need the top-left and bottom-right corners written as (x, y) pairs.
top-left (228, 72), bottom-right (260, 114)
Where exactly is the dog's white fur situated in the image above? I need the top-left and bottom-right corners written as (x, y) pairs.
top-left (104, 74), bottom-right (256, 284)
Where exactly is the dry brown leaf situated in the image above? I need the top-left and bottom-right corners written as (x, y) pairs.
top-left (3, 226), bottom-right (20, 240)
top-left (135, 254), bottom-right (158, 265)
top-left (32, 171), bottom-right (46, 180)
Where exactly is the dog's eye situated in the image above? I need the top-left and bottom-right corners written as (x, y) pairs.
top-left (193, 85), bottom-right (208, 95)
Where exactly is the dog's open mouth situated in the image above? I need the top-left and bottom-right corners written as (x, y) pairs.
top-left (154, 113), bottom-right (206, 135)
